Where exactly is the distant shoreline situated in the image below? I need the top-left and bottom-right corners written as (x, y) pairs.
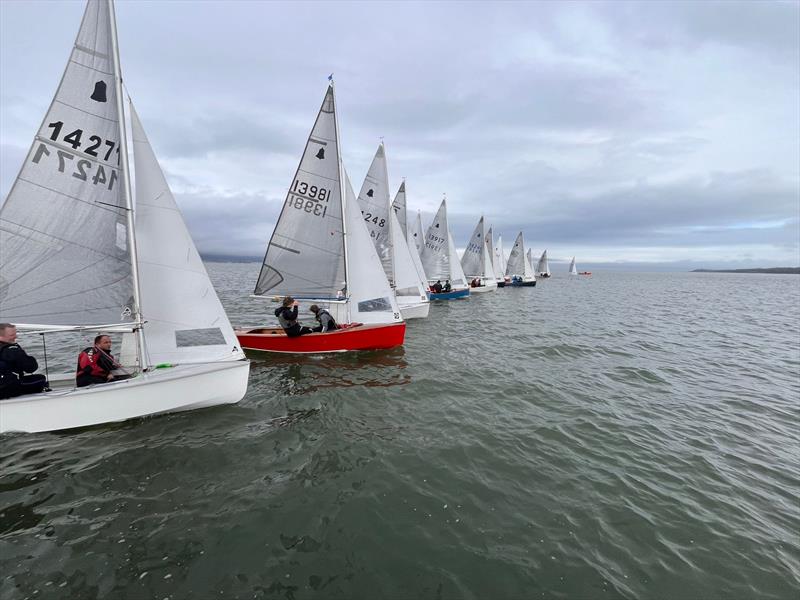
top-left (691, 268), bottom-right (800, 274)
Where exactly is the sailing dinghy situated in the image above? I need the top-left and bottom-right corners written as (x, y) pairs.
top-left (420, 199), bottom-right (470, 300)
top-left (392, 182), bottom-right (430, 318)
top-left (537, 249), bottom-right (551, 278)
top-left (0, 0), bottom-right (249, 433)
top-left (494, 233), bottom-right (509, 287)
top-left (569, 257), bottom-right (578, 275)
top-left (357, 145), bottom-right (429, 320)
top-left (237, 84), bottom-right (405, 353)
top-left (460, 216), bottom-right (498, 293)
top-left (505, 232), bottom-right (537, 286)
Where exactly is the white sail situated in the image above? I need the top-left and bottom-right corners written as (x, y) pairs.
top-left (0, 0), bottom-right (134, 327)
top-left (447, 231), bottom-right (468, 288)
top-left (460, 216), bottom-right (495, 280)
top-left (410, 210), bottom-right (425, 253)
top-left (356, 143), bottom-right (392, 283)
top-left (537, 249), bottom-right (550, 276)
top-left (460, 217), bottom-right (484, 277)
top-left (343, 171), bottom-right (402, 325)
top-left (130, 103), bottom-right (244, 366)
top-left (524, 248), bottom-right (537, 281)
top-left (421, 199), bottom-right (450, 282)
top-left (391, 211), bottom-right (429, 313)
top-left (484, 227), bottom-right (498, 281)
top-left (495, 234), bottom-right (507, 277)
top-left (392, 181), bottom-right (407, 239)
top-left (254, 85), bottom-right (345, 300)
top-left (506, 232), bottom-right (535, 280)
top-left (569, 256), bottom-right (578, 275)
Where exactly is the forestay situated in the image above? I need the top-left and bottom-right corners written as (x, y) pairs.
top-left (343, 171), bottom-right (402, 325)
top-left (130, 103), bottom-right (244, 365)
top-left (254, 85), bottom-right (345, 299)
top-left (0, 0), bottom-right (134, 326)
top-left (356, 143), bottom-right (393, 283)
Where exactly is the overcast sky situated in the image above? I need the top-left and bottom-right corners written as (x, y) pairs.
top-left (1, 0), bottom-right (798, 268)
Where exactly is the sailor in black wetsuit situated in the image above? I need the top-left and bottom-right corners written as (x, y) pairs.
top-left (0, 323), bottom-right (49, 399)
top-left (432, 280), bottom-right (443, 293)
top-left (443, 280), bottom-right (452, 292)
top-left (274, 296), bottom-right (313, 337)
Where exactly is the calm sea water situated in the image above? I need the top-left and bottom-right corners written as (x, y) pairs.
top-left (2, 265), bottom-right (799, 599)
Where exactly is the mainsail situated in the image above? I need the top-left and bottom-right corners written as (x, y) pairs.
top-left (506, 232), bottom-right (535, 279)
top-left (356, 143), bottom-right (393, 283)
top-left (392, 181), bottom-right (407, 239)
top-left (421, 199), bottom-right (450, 281)
top-left (569, 257), bottom-right (578, 275)
top-left (495, 234), bottom-right (507, 277)
top-left (485, 226), bottom-right (498, 280)
top-left (254, 85), bottom-right (345, 299)
top-left (130, 103), bottom-right (244, 365)
top-left (461, 216), bottom-right (493, 278)
top-left (0, 0), bottom-right (134, 326)
top-left (537, 249), bottom-right (550, 276)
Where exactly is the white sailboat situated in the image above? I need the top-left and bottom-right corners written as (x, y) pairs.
top-left (569, 256), bottom-right (578, 275)
top-left (494, 234), bottom-right (509, 286)
top-left (393, 182), bottom-right (430, 306)
top-left (505, 232), bottom-right (537, 286)
top-left (537, 249), bottom-right (551, 278)
top-left (460, 216), bottom-right (497, 293)
top-left (357, 145), bottom-right (428, 320)
top-left (420, 198), bottom-right (470, 299)
top-left (0, 0), bottom-right (249, 433)
top-left (237, 83), bottom-right (405, 353)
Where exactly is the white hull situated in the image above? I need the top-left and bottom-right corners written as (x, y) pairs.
top-left (468, 280), bottom-right (498, 293)
top-left (398, 299), bottom-right (430, 319)
top-left (0, 360), bottom-right (250, 433)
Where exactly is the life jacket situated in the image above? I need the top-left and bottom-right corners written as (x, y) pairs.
top-left (274, 306), bottom-right (298, 330)
top-left (315, 309), bottom-right (338, 331)
top-left (76, 347), bottom-right (111, 378)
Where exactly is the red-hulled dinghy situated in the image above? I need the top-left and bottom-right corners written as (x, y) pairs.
top-left (236, 322), bottom-right (405, 353)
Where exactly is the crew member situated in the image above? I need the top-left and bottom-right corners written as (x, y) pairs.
top-left (432, 280), bottom-right (443, 294)
top-left (443, 280), bottom-right (452, 292)
top-left (0, 323), bottom-right (49, 399)
top-left (76, 334), bottom-right (127, 387)
top-left (309, 305), bottom-right (339, 333)
top-left (274, 296), bottom-right (312, 337)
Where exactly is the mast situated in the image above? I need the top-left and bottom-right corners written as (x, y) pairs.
top-left (329, 79), bottom-right (350, 323)
top-left (383, 142), bottom-right (396, 288)
top-left (108, 0), bottom-right (147, 368)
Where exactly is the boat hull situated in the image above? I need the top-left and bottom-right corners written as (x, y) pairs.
top-left (0, 360), bottom-right (250, 434)
top-left (468, 284), bottom-right (497, 293)
top-left (398, 300), bottom-right (430, 319)
top-left (510, 280), bottom-right (537, 287)
top-left (235, 322), bottom-right (406, 353)
top-left (428, 289), bottom-right (470, 300)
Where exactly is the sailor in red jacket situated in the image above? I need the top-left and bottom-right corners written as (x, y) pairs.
top-left (76, 334), bottom-right (119, 387)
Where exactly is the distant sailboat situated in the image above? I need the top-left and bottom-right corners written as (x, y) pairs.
top-left (357, 144), bottom-right (429, 320)
top-left (506, 232), bottom-right (536, 286)
top-left (569, 257), bottom-right (578, 275)
top-left (460, 216), bottom-right (498, 293)
top-left (421, 198), bottom-right (470, 300)
top-left (494, 234), bottom-right (508, 287)
top-left (0, 0), bottom-right (249, 433)
top-left (237, 83), bottom-right (405, 353)
top-left (537, 250), bottom-right (551, 278)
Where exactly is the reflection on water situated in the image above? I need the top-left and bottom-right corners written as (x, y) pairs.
top-left (248, 347), bottom-right (410, 395)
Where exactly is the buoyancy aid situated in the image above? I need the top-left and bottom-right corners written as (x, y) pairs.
top-left (76, 347), bottom-right (112, 379)
top-left (274, 306), bottom-right (299, 331)
top-left (315, 309), bottom-right (338, 332)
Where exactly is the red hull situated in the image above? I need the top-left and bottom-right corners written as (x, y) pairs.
top-left (235, 322), bottom-right (406, 354)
